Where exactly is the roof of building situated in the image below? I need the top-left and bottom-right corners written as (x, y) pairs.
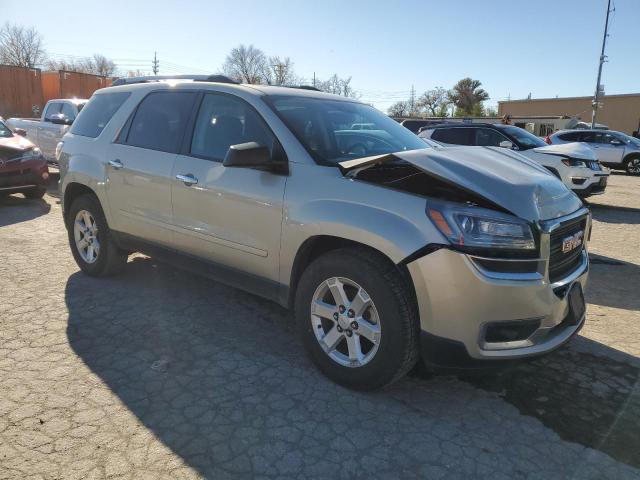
top-left (498, 92), bottom-right (640, 104)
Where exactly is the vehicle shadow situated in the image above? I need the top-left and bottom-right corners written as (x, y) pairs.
top-left (586, 253), bottom-right (640, 311)
top-left (65, 257), bottom-right (640, 477)
top-left (0, 194), bottom-right (51, 227)
top-left (589, 203), bottom-right (640, 225)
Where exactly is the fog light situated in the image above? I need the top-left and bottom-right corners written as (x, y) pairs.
top-left (42, 171), bottom-right (49, 180)
top-left (571, 177), bottom-right (587, 185)
top-left (484, 319), bottom-right (541, 343)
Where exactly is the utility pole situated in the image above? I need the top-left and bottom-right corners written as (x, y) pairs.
top-left (409, 85), bottom-right (416, 117)
top-left (152, 52), bottom-right (159, 75)
top-left (313, 72), bottom-right (316, 88)
top-left (591, 0), bottom-right (613, 128)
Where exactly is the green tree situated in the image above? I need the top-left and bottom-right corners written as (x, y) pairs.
top-left (448, 78), bottom-right (489, 116)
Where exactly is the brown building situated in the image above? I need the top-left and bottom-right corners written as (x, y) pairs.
top-left (498, 93), bottom-right (640, 134)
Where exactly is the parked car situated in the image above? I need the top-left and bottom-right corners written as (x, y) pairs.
top-left (0, 119), bottom-right (49, 199)
top-left (58, 76), bottom-right (589, 389)
top-left (7, 98), bottom-right (88, 164)
top-left (420, 123), bottom-right (609, 197)
top-left (546, 129), bottom-right (640, 175)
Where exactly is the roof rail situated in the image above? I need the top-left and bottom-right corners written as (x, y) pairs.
top-left (293, 85), bottom-right (321, 91)
top-left (111, 74), bottom-right (238, 86)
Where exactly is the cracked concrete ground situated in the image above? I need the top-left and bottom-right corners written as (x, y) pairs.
top-left (0, 172), bottom-right (639, 479)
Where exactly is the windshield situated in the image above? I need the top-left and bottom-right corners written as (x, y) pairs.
top-left (502, 126), bottom-right (547, 149)
top-left (0, 121), bottom-right (13, 138)
top-left (268, 96), bottom-right (428, 165)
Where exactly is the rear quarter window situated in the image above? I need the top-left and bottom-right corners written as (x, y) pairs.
top-left (558, 132), bottom-right (581, 141)
top-left (70, 92), bottom-right (131, 138)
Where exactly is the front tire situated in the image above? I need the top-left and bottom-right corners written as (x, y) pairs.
top-left (23, 187), bottom-right (46, 199)
top-left (66, 194), bottom-right (128, 276)
top-left (295, 248), bottom-right (419, 390)
top-left (625, 156), bottom-right (640, 175)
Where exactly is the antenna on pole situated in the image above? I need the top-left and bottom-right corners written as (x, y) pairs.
top-left (591, 0), bottom-right (613, 128)
top-left (152, 52), bottom-right (159, 75)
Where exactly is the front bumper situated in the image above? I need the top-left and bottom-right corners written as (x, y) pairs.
top-left (570, 171), bottom-right (609, 197)
top-left (407, 210), bottom-right (590, 365)
top-left (0, 161), bottom-right (49, 193)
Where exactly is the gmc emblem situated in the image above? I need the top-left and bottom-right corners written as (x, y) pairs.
top-left (562, 231), bottom-right (584, 254)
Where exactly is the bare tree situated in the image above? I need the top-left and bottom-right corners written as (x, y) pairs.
top-left (0, 23), bottom-right (46, 68)
top-left (91, 54), bottom-right (116, 77)
top-left (418, 87), bottom-right (450, 117)
top-left (316, 74), bottom-right (357, 98)
top-left (263, 56), bottom-right (298, 85)
top-left (47, 53), bottom-right (116, 77)
top-left (387, 101), bottom-right (410, 117)
top-left (222, 44), bottom-right (267, 84)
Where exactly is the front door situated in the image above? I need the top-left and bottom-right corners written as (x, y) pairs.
top-left (105, 90), bottom-right (197, 245)
top-left (171, 92), bottom-right (287, 286)
top-left (583, 131), bottom-right (625, 164)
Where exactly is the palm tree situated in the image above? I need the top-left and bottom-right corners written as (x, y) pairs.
top-left (448, 78), bottom-right (489, 115)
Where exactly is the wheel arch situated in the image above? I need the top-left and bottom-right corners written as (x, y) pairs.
top-left (63, 182), bottom-right (98, 218)
top-left (285, 235), bottom-right (417, 311)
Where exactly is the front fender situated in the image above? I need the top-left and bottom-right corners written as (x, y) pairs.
top-left (280, 170), bottom-right (447, 286)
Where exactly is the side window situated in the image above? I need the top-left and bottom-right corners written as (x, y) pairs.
top-left (190, 93), bottom-right (277, 161)
top-left (71, 92), bottom-right (131, 138)
top-left (559, 132), bottom-right (581, 142)
top-left (475, 128), bottom-right (508, 147)
top-left (125, 91), bottom-right (196, 153)
top-left (431, 128), bottom-right (473, 145)
top-left (43, 103), bottom-right (62, 122)
top-left (601, 133), bottom-right (620, 145)
top-left (60, 103), bottom-right (77, 122)
top-left (580, 132), bottom-right (597, 143)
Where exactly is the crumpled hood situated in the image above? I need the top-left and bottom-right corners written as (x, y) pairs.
top-left (0, 134), bottom-right (34, 151)
top-left (341, 146), bottom-right (583, 222)
top-left (533, 142), bottom-right (597, 161)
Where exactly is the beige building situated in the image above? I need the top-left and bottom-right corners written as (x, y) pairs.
top-left (498, 93), bottom-right (640, 134)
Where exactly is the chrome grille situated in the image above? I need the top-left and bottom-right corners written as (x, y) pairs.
top-left (548, 215), bottom-right (587, 283)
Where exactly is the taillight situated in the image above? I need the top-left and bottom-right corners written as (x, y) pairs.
top-left (544, 136), bottom-right (551, 144)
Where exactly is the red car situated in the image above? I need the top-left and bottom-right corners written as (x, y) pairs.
top-left (0, 119), bottom-right (49, 199)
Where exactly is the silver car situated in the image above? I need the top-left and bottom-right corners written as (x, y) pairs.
top-left (548, 129), bottom-right (640, 175)
top-left (58, 76), bottom-right (590, 389)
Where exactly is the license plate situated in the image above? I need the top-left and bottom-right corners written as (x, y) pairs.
top-left (599, 177), bottom-right (608, 186)
top-left (567, 284), bottom-right (586, 325)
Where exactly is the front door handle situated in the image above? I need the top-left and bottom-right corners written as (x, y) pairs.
top-left (176, 173), bottom-right (198, 186)
top-left (109, 159), bottom-right (123, 169)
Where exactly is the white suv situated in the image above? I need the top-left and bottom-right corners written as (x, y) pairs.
top-left (420, 123), bottom-right (609, 197)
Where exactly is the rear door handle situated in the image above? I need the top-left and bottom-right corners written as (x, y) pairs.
top-left (109, 159), bottom-right (123, 169)
top-left (176, 173), bottom-right (198, 186)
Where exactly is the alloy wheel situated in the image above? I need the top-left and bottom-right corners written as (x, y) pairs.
top-left (627, 158), bottom-right (640, 175)
top-left (310, 277), bottom-right (381, 368)
top-left (73, 210), bottom-right (100, 264)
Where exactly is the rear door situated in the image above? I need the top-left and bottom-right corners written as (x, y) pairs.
top-left (584, 131), bottom-right (624, 164)
top-left (105, 90), bottom-right (197, 245)
top-left (170, 91), bottom-right (287, 286)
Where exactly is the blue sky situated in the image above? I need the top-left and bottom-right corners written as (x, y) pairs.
top-left (3, 0), bottom-right (638, 112)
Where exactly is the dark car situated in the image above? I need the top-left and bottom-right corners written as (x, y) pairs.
top-left (0, 119), bottom-right (49, 199)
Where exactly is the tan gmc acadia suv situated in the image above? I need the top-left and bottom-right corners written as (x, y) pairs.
top-left (57, 75), bottom-right (590, 389)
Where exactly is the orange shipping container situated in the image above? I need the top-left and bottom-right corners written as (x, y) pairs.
top-left (0, 65), bottom-right (45, 118)
top-left (41, 70), bottom-right (112, 104)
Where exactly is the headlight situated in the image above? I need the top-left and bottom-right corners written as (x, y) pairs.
top-left (561, 158), bottom-right (587, 168)
top-left (17, 147), bottom-right (42, 161)
top-left (427, 201), bottom-right (536, 251)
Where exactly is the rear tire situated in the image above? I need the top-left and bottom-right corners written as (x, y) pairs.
top-left (295, 248), bottom-right (419, 390)
top-left (66, 194), bottom-right (127, 276)
top-left (23, 187), bottom-right (46, 199)
top-left (624, 156), bottom-right (640, 176)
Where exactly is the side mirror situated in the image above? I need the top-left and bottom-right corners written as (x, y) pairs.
top-left (13, 128), bottom-right (27, 137)
top-left (499, 140), bottom-right (514, 149)
top-left (223, 142), bottom-right (287, 174)
top-left (50, 116), bottom-right (72, 126)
